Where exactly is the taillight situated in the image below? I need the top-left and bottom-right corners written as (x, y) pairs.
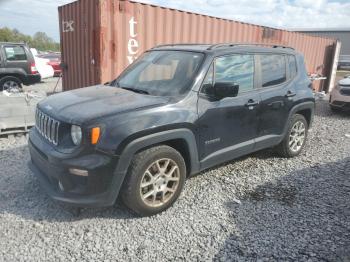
top-left (30, 63), bottom-right (38, 74)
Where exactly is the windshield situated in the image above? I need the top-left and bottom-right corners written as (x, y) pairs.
top-left (115, 51), bottom-right (204, 96)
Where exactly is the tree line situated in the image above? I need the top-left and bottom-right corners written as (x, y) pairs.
top-left (0, 27), bottom-right (60, 52)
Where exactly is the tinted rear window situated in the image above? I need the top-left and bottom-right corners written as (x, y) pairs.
top-left (288, 55), bottom-right (297, 79)
top-left (4, 46), bottom-right (27, 61)
top-left (260, 54), bottom-right (286, 87)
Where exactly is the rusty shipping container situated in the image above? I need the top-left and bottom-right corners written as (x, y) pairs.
top-left (59, 0), bottom-right (338, 91)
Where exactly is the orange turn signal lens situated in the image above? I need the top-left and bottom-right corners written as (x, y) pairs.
top-left (91, 127), bottom-right (101, 145)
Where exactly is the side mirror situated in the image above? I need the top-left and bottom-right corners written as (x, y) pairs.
top-left (214, 82), bottom-right (239, 99)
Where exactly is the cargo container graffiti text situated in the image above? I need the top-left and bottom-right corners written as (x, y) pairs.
top-left (127, 17), bottom-right (139, 64)
top-left (62, 20), bottom-right (74, 33)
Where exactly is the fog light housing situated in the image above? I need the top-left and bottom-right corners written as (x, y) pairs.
top-left (69, 168), bottom-right (89, 177)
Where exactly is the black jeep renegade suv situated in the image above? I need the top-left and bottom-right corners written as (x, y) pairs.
top-left (29, 43), bottom-right (315, 216)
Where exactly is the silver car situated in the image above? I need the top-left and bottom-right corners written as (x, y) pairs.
top-left (330, 76), bottom-right (350, 111)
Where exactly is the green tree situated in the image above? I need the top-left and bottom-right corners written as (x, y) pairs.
top-left (0, 27), bottom-right (59, 52)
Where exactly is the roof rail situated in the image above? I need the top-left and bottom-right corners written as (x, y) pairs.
top-left (207, 42), bottom-right (294, 50)
top-left (152, 43), bottom-right (209, 49)
top-left (0, 41), bottom-right (28, 45)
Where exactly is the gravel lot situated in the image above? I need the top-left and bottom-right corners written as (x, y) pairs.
top-left (0, 99), bottom-right (349, 261)
top-left (23, 77), bottom-right (62, 94)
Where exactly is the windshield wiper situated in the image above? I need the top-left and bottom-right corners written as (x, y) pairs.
top-left (120, 86), bottom-right (149, 95)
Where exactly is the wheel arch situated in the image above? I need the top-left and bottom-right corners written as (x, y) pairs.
top-left (0, 74), bottom-right (25, 83)
top-left (284, 101), bottom-right (315, 134)
top-left (295, 108), bottom-right (312, 127)
top-left (107, 128), bottom-right (200, 205)
top-left (115, 128), bottom-right (200, 178)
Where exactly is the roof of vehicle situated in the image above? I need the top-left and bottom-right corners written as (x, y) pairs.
top-left (0, 42), bottom-right (28, 46)
top-left (151, 43), bottom-right (298, 56)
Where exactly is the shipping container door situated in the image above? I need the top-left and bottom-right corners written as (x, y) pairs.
top-left (59, 0), bottom-right (99, 90)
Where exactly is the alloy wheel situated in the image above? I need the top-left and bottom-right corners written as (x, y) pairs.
top-left (289, 121), bottom-right (306, 152)
top-left (3, 80), bottom-right (20, 92)
top-left (140, 158), bottom-right (180, 207)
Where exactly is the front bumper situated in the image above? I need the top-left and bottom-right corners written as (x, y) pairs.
top-left (330, 100), bottom-right (350, 111)
top-left (28, 129), bottom-right (122, 207)
top-left (330, 88), bottom-right (350, 111)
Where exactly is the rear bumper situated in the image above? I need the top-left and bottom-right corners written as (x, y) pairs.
top-left (51, 65), bottom-right (61, 76)
top-left (23, 74), bottom-right (41, 85)
top-left (28, 129), bottom-right (123, 207)
top-left (338, 62), bottom-right (350, 69)
top-left (53, 70), bottom-right (61, 76)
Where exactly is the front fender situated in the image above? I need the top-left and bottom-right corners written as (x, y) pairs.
top-left (105, 128), bottom-right (200, 205)
top-left (115, 128), bottom-right (200, 176)
top-left (0, 67), bottom-right (27, 80)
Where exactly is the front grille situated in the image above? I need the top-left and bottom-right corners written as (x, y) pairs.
top-left (340, 86), bottom-right (350, 96)
top-left (35, 109), bottom-right (60, 145)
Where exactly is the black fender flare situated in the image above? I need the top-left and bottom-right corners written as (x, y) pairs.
top-left (115, 128), bottom-right (200, 175)
top-left (0, 68), bottom-right (27, 82)
top-left (282, 101), bottom-right (315, 137)
top-left (107, 128), bottom-right (200, 204)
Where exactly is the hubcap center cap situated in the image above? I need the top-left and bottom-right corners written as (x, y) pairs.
top-left (155, 176), bottom-right (166, 187)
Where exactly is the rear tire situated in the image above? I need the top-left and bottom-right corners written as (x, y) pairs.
top-left (0, 76), bottom-right (22, 92)
top-left (276, 114), bottom-right (308, 158)
top-left (121, 145), bottom-right (186, 216)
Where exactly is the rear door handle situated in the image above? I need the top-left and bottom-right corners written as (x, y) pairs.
top-left (245, 99), bottom-right (259, 108)
top-left (285, 91), bottom-right (296, 97)
top-left (268, 101), bottom-right (284, 109)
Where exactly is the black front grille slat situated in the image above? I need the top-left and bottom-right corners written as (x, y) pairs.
top-left (340, 87), bottom-right (350, 96)
top-left (55, 121), bottom-right (60, 145)
top-left (35, 109), bottom-right (60, 145)
top-left (47, 118), bottom-right (51, 142)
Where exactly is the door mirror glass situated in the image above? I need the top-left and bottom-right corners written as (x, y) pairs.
top-left (214, 82), bottom-right (239, 99)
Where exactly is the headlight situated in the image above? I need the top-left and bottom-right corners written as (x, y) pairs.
top-left (71, 125), bottom-right (82, 145)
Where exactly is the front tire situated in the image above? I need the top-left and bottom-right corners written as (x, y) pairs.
top-left (0, 76), bottom-right (22, 92)
top-left (121, 145), bottom-right (186, 216)
top-left (276, 114), bottom-right (308, 158)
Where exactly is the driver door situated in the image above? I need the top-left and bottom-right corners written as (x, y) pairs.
top-left (196, 53), bottom-right (260, 169)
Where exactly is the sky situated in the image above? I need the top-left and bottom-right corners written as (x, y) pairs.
top-left (0, 0), bottom-right (349, 42)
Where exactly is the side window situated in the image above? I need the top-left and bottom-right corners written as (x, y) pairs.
top-left (215, 54), bottom-right (254, 94)
top-left (287, 55), bottom-right (297, 79)
top-left (4, 46), bottom-right (27, 61)
top-left (260, 54), bottom-right (286, 87)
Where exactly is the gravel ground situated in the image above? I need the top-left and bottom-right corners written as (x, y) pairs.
top-left (0, 99), bottom-right (349, 261)
top-left (23, 77), bottom-right (62, 94)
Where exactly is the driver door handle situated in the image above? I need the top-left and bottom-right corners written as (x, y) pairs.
top-left (285, 91), bottom-right (296, 97)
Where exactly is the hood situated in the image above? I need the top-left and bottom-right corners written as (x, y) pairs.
top-left (38, 85), bottom-right (170, 123)
top-left (339, 77), bottom-right (350, 86)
